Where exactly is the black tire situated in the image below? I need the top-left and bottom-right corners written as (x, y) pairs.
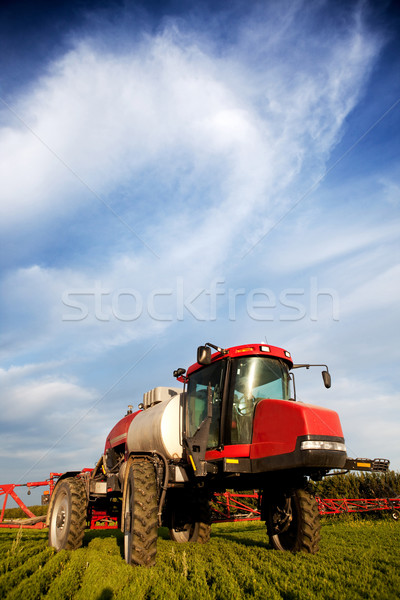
top-left (169, 519), bottom-right (211, 543)
top-left (266, 488), bottom-right (321, 553)
top-left (122, 459), bottom-right (158, 566)
top-left (168, 491), bottom-right (211, 543)
top-left (391, 510), bottom-right (399, 521)
top-left (48, 477), bottom-right (87, 551)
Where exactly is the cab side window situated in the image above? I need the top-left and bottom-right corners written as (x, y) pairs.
top-left (186, 360), bottom-right (226, 449)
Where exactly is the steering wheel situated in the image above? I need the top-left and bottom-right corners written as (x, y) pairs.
top-left (235, 395), bottom-right (256, 416)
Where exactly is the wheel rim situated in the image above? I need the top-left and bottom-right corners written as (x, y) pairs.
top-left (123, 476), bottom-right (133, 563)
top-left (269, 496), bottom-right (299, 551)
top-left (170, 522), bottom-right (198, 543)
top-left (272, 513), bottom-right (298, 550)
top-left (50, 490), bottom-right (70, 550)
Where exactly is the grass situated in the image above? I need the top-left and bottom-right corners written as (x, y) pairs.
top-left (0, 518), bottom-right (399, 599)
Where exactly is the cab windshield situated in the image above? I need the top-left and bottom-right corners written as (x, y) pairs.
top-left (227, 356), bottom-right (290, 445)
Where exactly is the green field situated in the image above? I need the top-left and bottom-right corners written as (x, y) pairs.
top-left (0, 518), bottom-right (399, 599)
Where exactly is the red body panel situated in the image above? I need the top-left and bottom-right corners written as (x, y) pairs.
top-left (206, 444), bottom-right (251, 460)
top-left (205, 398), bottom-right (344, 462)
top-left (104, 411), bottom-right (141, 452)
top-left (250, 398), bottom-right (344, 459)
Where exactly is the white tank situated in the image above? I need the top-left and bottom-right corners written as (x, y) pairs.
top-left (126, 392), bottom-right (183, 459)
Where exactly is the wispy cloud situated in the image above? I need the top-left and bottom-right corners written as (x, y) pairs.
top-left (0, 4), bottom-right (381, 252)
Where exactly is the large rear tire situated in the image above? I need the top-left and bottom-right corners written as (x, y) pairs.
top-left (122, 459), bottom-right (158, 566)
top-left (266, 488), bottom-right (320, 553)
top-left (48, 477), bottom-right (87, 551)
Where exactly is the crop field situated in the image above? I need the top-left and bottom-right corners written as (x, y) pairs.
top-left (0, 518), bottom-right (399, 600)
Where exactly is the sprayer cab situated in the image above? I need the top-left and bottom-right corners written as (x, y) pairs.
top-left (182, 343), bottom-right (346, 481)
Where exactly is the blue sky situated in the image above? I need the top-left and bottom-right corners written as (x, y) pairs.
top-left (1, 0), bottom-right (399, 503)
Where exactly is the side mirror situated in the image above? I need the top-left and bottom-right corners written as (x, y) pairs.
top-left (197, 346), bottom-right (211, 365)
top-left (173, 368), bottom-right (186, 379)
top-left (322, 370), bottom-right (331, 389)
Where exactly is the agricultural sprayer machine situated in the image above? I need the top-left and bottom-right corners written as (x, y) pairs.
top-left (43, 342), bottom-right (389, 566)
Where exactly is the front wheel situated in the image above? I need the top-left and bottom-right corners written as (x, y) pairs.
top-left (265, 488), bottom-right (321, 553)
top-left (48, 477), bottom-right (87, 551)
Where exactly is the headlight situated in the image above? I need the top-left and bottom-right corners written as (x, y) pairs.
top-left (300, 440), bottom-right (347, 452)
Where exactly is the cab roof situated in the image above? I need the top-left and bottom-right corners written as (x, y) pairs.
top-left (186, 343), bottom-right (293, 377)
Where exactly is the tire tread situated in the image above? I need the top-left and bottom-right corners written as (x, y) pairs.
top-left (128, 460), bottom-right (158, 566)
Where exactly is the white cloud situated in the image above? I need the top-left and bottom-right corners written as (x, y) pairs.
top-left (258, 214), bottom-right (400, 274)
top-left (0, 5), bottom-right (381, 248)
top-left (0, 363), bottom-right (96, 422)
top-left (379, 177), bottom-right (400, 206)
top-left (342, 263), bottom-right (400, 314)
top-left (329, 378), bottom-right (400, 471)
top-left (0, 361), bottom-right (110, 486)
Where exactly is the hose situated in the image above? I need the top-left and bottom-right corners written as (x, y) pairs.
top-left (152, 451), bottom-right (169, 527)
